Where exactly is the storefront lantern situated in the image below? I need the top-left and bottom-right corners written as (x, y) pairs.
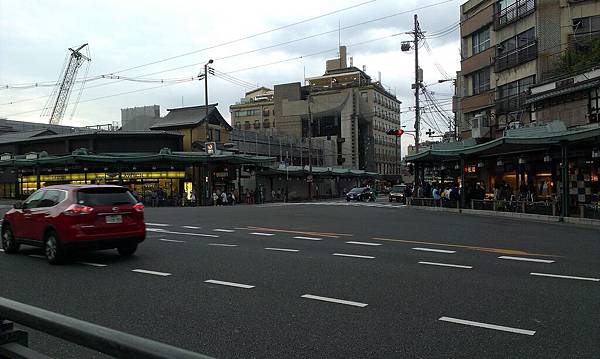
top-left (477, 161), bottom-right (485, 168)
top-left (518, 157), bottom-right (527, 164)
top-left (132, 166), bottom-right (137, 171)
top-left (64, 167), bottom-right (69, 172)
top-left (592, 148), bottom-right (600, 159)
top-left (543, 154), bottom-right (552, 163)
top-left (83, 167), bottom-right (88, 172)
top-left (104, 167), bottom-right (109, 171)
top-left (440, 164), bottom-right (446, 171)
top-left (496, 159), bottom-right (503, 167)
top-left (47, 168), bottom-right (52, 173)
top-left (152, 166), bottom-right (157, 170)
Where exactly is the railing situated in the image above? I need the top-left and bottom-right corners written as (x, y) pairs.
top-left (408, 198), bottom-right (460, 209)
top-left (494, 0), bottom-right (535, 30)
top-left (0, 297), bottom-right (213, 359)
top-left (580, 204), bottom-right (600, 220)
top-left (495, 40), bottom-right (537, 72)
top-left (471, 199), bottom-right (557, 216)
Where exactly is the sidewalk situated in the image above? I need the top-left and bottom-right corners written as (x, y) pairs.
top-left (406, 203), bottom-right (600, 228)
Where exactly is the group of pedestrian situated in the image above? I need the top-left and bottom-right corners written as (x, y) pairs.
top-left (271, 188), bottom-right (287, 202)
top-left (212, 189), bottom-right (236, 206)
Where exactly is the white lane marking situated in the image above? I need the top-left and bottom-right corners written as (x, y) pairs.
top-left (145, 223), bottom-right (171, 227)
top-left (439, 316), bottom-right (536, 336)
top-left (205, 279), bottom-right (254, 289)
top-left (530, 272), bottom-right (600, 282)
top-left (333, 253), bottom-right (375, 259)
top-left (498, 256), bottom-right (554, 263)
top-left (146, 228), bottom-right (218, 238)
top-left (413, 247), bottom-right (456, 254)
top-left (301, 294), bottom-right (368, 308)
top-left (78, 262), bottom-right (107, 267)
top-left (233, 227), bottom-right (248, 230)
top-left (213, 229), bottom-right (235, 233)
top-left (132, 269), bottom-right (172, 277)
top-left (158, 238), bottom-right (185, 243)
top-left (0, 248), bottom-right (4, 252)
top-left (293, 236), bottom-right (323, 241)
top-left (28, 255), bottom-right (45, 259)
top-left (182, 225), bottom-right (201, 229)
top-left (265, 247), bottom-right (299, 252)
top-left (419, 261), bottom-right (472, 269)
top-left (208, 243), bottom-right (238, 247)
top-left (346, 241), bottom-right (382, 246)
top-left (250, 232), bottom-right (275, 236)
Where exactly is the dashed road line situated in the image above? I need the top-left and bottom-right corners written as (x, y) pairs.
top-left (419, 261), bottom-right (472, 269)
top-left (530, 272), bottom-right (599, 282)
top-left (146, 228), bottom-right (219, 238)
top-left (301, 294), bottom-right (368, 308)
top-left (250, 232), bottom-right (275, 236)
top-left (208, 243), bottom-right (238, 247)
top-left (265, 247), bottom-right (299, 252)
top-left (158, 238), bottom-right (185, 243)
top-left (182, 225), bottom-right (201, 229)
top-left (413, 247), bottom-right (456, 254)
top-left (132, 269), bottom-right (172, 277)
top-left (439, 316), bottom-right (536, 336)
top-left (333, 253), bottom-right (375, 259)
top-left (146, 223), bottom-right (171, 227)
top-left (293, 236), bottom-right (323, 241)
top-left (0, 248), bottom-right (4, 252)
top-left (205, 279), bottom-right (254, 289)
top-left (78, 262), bottom-right (108, 267)
top-left (213, 229), bottom-right (235, 233)
top-left (498, 256), bottom-right (554, 263)
top-left (346, 241), bottom-right (382, 246)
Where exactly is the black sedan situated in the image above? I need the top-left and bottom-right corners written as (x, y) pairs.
top-left (346, 187), bottom-right (376, 202)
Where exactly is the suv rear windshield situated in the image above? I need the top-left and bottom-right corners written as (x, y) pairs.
top-left (392, 185), bottom-right (406, 193)
top-left (76, 188), bottom-right (137, 206)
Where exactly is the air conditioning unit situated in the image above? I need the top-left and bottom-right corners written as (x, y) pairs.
top-left (471, 114), bottom-right (490, 139)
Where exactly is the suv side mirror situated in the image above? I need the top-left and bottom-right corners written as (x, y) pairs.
top-left (13, 201), bottom-right (23, 209)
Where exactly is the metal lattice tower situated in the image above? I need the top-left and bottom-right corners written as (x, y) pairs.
top-left (48, 44), bottom-right (90, 125)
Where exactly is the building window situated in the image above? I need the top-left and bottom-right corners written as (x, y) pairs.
top-left (589, 88), bottom-right (600, 123)
top-left (472, 68), bottom-right (490, 95)
top-left (235, 109), bottom-right (259, 117)
top-left (496, 28), bottom-right (537, 72)
top-left (472, 27), bottom-right (490, 55)
top-left (496, 75), bottom-right (535, 113)
top-left (495, 0), bottom-right (535, 29)
top-left (573, 16), bottom-right (600, 35)
top-left (262, 109), bottom-right (270, 116)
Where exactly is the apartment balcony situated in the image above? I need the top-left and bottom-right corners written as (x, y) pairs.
top-left (567, 32), bottom-right (600, 51)
top-left (495, 40), bottom-right (538, 72)
top-left (460, 90), bottom-right (494, 113)
top-left (494, 0), bottom-right (535, 30)
top-left (461, 47), bottom-right (495, 75)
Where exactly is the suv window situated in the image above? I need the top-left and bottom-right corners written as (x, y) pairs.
top-left (77, 188), bottom-right (137, 206)
top-left (23, 190), bottom-right (45, 209)
top-left (37, 190), bottom-right (66, 208)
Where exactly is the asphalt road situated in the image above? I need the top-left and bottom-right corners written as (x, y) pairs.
top-left (1, 201), bottom-right (599, 358)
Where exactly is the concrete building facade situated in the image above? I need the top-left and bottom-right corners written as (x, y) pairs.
top-left (229, 87), bottom-right (275, 135)
top-left (121, 105), bottom-right (161, 131)
top-left (456, 0), bottom-right (600, 141)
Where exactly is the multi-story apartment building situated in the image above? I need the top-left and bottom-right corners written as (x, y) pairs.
top-left (229, 87), bottom-right (275, 135)
top-left (230, 46), bottom-right (402, 175)
top-left (456, 0), bottom-right (600, 140)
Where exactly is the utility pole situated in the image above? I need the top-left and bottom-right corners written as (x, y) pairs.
top-left (414, 14), bottom-right (421, 190)
top-left (203, 59), bottom-right (214, 206)
top-left (307, 93), bottom-right (313, 200)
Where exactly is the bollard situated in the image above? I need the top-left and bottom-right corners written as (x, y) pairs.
top-left (580, 204), bottom-right (585, 219)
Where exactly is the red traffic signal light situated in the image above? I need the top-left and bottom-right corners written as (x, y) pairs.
top-left (394, 129), bottom-right (404, 137)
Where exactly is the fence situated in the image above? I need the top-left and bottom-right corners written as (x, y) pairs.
top-left (408, 198), bottom-right (459, 209)
top-left (0, 297), bottom-right (213, 359)
top-left (471, 199), bottom-right (557, 216)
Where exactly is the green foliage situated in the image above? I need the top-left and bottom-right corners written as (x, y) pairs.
top-left (559, 36), bottom-right (600, 75)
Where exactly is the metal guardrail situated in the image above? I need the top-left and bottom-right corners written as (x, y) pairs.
top-left (0, 297), bottom-right (213, 359)
top-left (407, 198), bottom-right (460, 209)
top-left (471, 199), bottom-right (557, 216)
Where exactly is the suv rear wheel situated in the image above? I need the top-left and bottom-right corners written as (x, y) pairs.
top-left (117, 243), bottom-right (138, 257)
top-left (2, 224), bottom-right (20, 254)
top-left (45, 231), bottom-right (64, 265)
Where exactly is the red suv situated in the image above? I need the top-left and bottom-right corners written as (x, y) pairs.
top-left (1, 185), bottom-right (145, 264)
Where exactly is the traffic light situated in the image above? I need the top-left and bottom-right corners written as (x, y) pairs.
top-left (386, 128), bottom-right (405, 137)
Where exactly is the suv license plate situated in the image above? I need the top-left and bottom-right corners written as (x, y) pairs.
top-left (106, 215), bottom-right (122, 224)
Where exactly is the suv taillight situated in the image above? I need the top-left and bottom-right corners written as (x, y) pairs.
top-left (133, 203), bottom-right (144, 213)
top-left (63, 204), bottom-right (94, 216)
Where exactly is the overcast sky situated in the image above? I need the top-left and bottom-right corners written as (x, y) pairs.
top-left (0, 0), bottom-right (461, 155)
